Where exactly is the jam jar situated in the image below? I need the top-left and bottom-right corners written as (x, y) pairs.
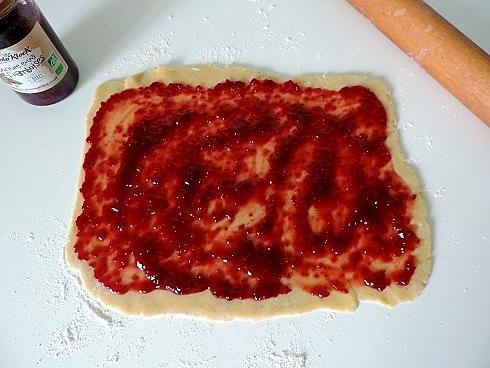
top-left (0, 0), bottom-right (78, 105)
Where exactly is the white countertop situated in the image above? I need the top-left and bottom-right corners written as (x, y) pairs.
top-left (1, 1), bottom-right (489, 367)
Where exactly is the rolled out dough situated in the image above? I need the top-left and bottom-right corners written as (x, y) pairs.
top-left (66, 65), bottom-right (431, 320)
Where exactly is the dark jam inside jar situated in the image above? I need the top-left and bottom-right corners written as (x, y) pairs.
top-left (0, 0), bottom-right (78, 105)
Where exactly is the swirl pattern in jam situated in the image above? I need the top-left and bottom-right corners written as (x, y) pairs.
top-left (75, 79), bottom-right (419, 300)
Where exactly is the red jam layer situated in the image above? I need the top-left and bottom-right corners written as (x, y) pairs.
top-left (75, 79), bottom-right (419, 300)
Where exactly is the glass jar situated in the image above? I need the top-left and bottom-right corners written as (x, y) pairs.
top-left (0, 0), bottom-right (78, 105)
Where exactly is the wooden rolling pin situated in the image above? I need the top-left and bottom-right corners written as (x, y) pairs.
top-left (347, 0), bottom-right (490, 126)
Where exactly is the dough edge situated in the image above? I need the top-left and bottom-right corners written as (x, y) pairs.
top-left (65, 64), bottom-right (432, 320)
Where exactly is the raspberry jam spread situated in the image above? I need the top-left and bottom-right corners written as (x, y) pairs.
top-left (75, 79), bottom-right (419, 300)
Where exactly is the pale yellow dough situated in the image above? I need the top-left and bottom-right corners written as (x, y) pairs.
top-left (66, 65), bottom-right (431, 320)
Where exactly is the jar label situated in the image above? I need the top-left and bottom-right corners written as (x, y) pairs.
top-left (0, 22), bottom-right (68, 94)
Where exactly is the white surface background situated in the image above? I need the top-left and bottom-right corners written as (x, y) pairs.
top-left (1, 1), bottom-right (489, 367)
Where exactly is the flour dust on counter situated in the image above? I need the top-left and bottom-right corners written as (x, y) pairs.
top-left (66, 65), bottom-right (431, 320)
top-left (246, 340), bottom-right (307, 368)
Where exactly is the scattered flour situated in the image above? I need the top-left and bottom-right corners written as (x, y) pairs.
top-left (404, 133), bottom-right (436, 164)
top-left (104, 352), bottom-right (120, 365)
top-left (47, 325), bottom-right (77, 357)
top-left (65, 268), bottom-right (125, 331)
top-left (83, 297), bottom-right (117, 327)
top-left (414, 47), bottom-right (429, 61)
top-left (107, 33), bottom-right (178, 77)
top-left (198, 43), bottom-right (244, 65)
top-left (27, 231), bottom-right (35, 242)
top-left (174, 355), bottom-right (218, 368)
top-left (393, 8), bottom-right (406, 17)
top-left (268, 350), bottom-right (307, 368)
top-left (432, 186), bottom-right (446, 198)
top-left (425, 136), bottom-right (433, 151)
top-left (247, 341), bottom-right (307, 368)
top-left (399, 120), bottom-right (415, 131)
